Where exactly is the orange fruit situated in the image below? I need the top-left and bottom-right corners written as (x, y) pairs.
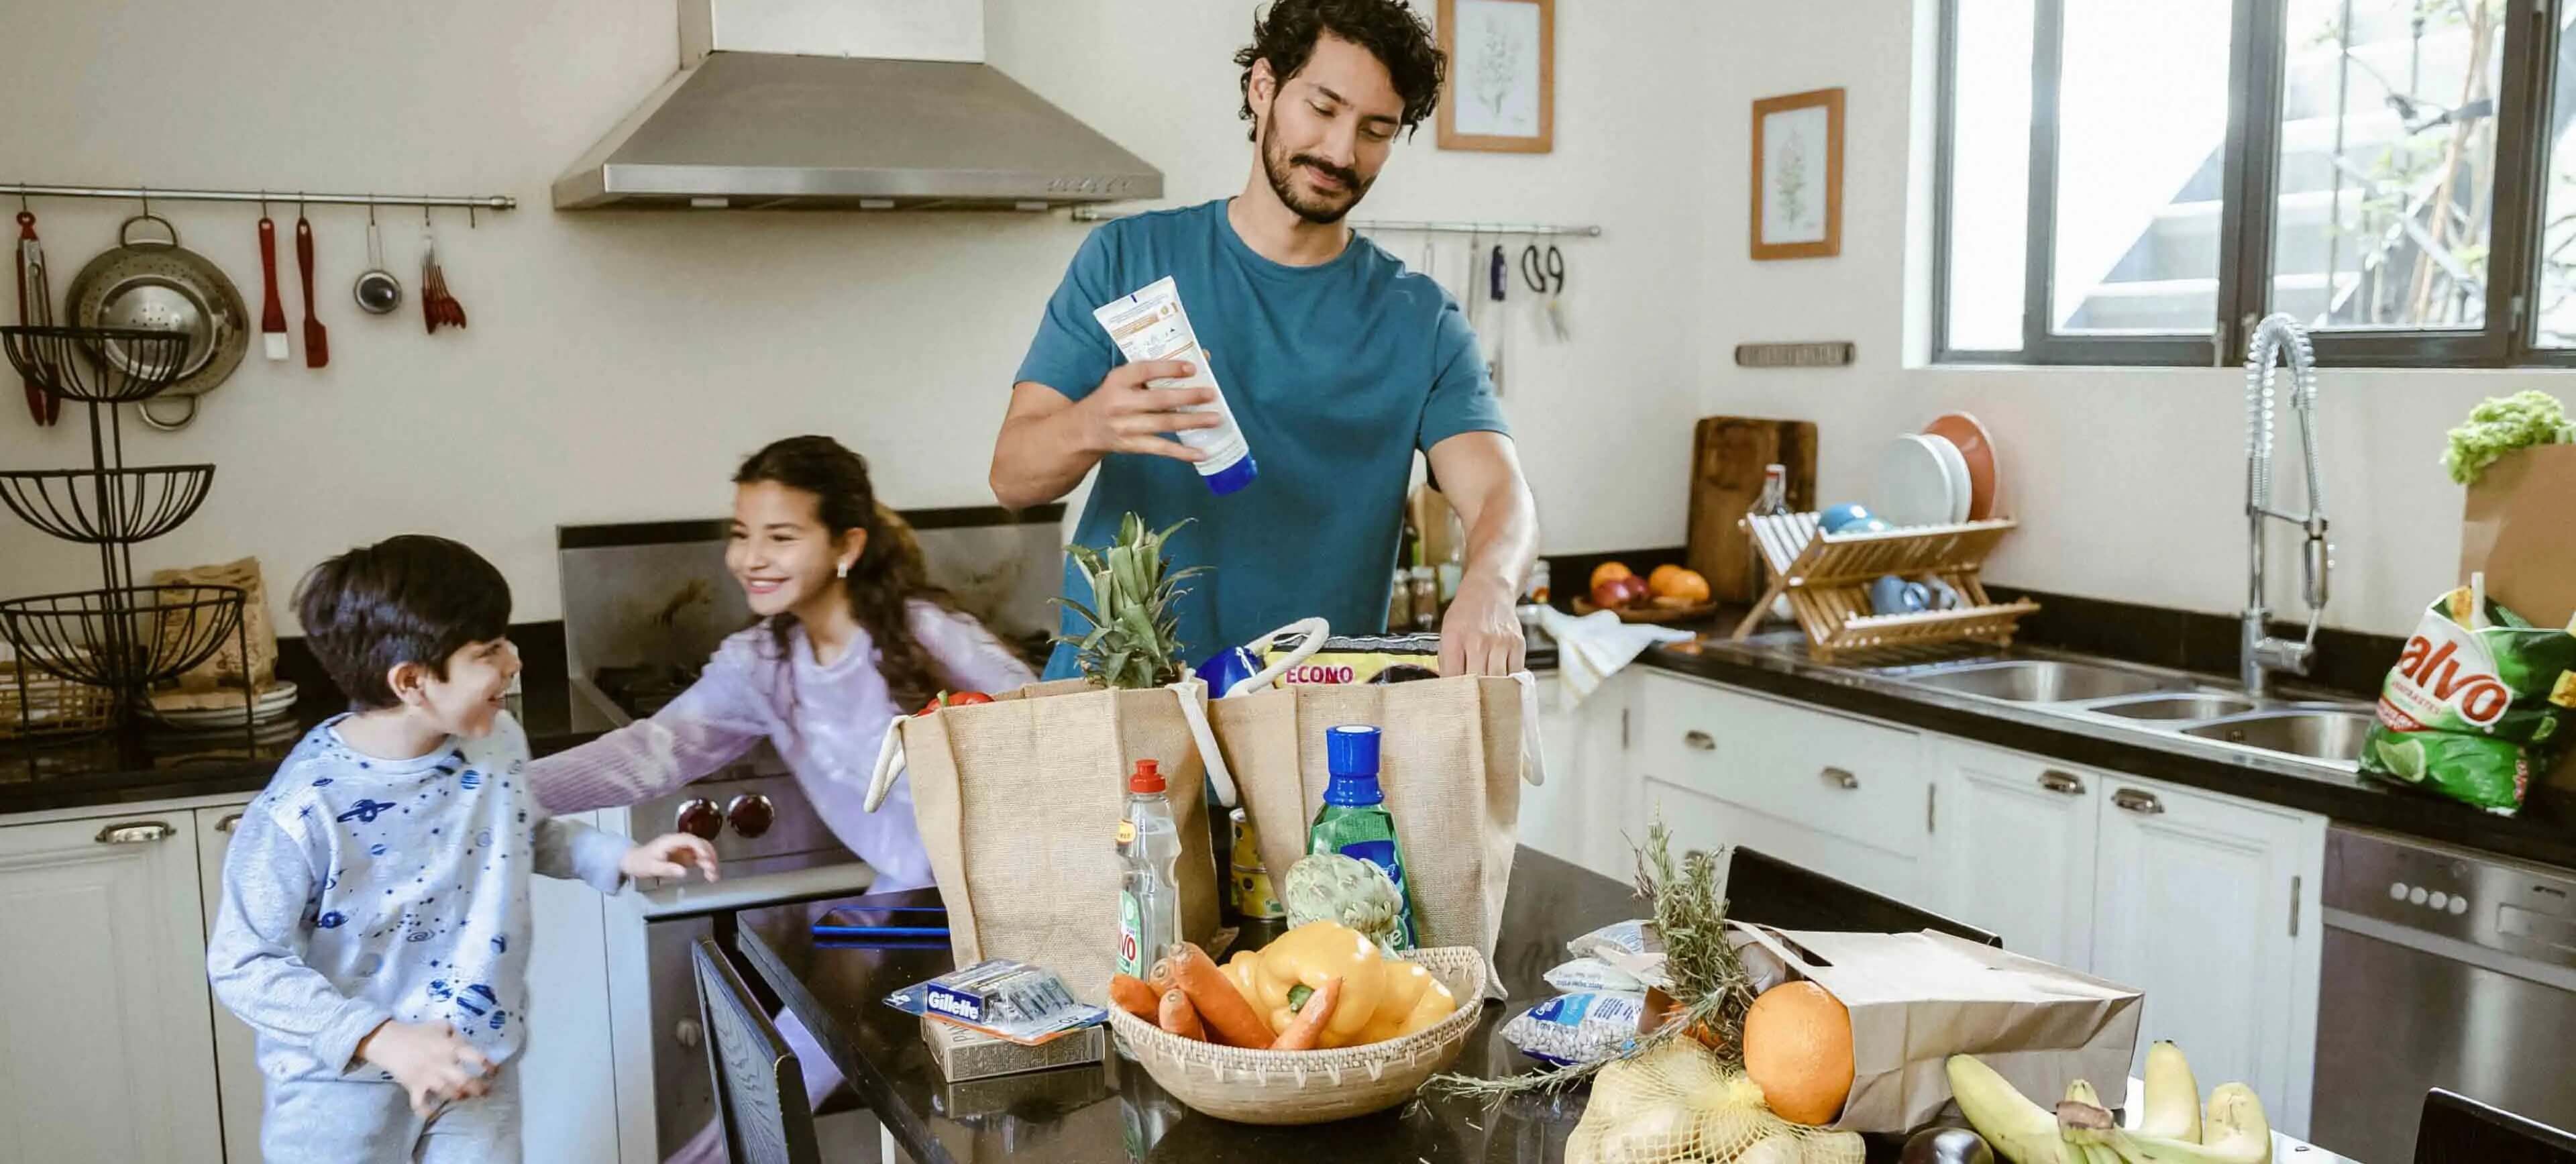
top-left (1589, 562), bottom-right (1634, 590)
top-left (1664, 568), bottom-right (1712, 604)
top-left (1741, 981), bottom-right (1854, 1125)
top-left (1648, 564), bottom-right (1685, 594)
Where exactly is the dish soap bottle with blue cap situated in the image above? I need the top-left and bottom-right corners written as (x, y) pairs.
top-left (1305, 726), bottom-right (1419, 951)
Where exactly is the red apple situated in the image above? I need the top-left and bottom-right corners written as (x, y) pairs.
top-left (1592, 576), bottom-right (1650, 610)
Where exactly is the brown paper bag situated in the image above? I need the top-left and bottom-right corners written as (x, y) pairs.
top-left (148, 557), bottom-right (278, 696)
top-left (1209, 674), bottom-right (1540, 984)
top-left (1735, 923), bottom-right (2143, 1134)
top-left (868, 678), bottom-right (1227, 1005)
top-left (2459, 444), bottom-right (2576, 791)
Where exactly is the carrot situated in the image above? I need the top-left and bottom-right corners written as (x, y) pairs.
top-left (1146, 955), bottom-right (1176, 994)
top-left (1271, 976), bottom-right (1342, 1051)
top-left (1157, 987), bottom-right (1205, 1041)
top-left (1109, 974), bottom-right (1159, 1022)
top-left (1169, 941), bottom-right (1275, 1049)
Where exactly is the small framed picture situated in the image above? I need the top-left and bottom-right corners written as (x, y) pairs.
top-left (1437, 0), bottom-right (1553, 154)
top-left (1750, 87), bottom-right (1844, 260)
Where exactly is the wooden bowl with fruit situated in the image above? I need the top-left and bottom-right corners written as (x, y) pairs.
top-left (1573, 562), bottom-right (1718, 624)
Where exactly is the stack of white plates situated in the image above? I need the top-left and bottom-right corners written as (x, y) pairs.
top-left (1872, 433), bottom-right (1974, 527)
top-left (148, 681), bottom-right (301, 729)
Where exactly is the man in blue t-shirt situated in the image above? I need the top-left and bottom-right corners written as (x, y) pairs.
top-left (992, 0), bottom-right (1538, 681)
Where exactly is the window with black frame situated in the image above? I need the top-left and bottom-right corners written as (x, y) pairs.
top-left (1935, 0), bottom-right (2576, 367)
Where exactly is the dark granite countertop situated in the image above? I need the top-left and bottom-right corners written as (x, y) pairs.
top-left (737, 848), bottom-right (2343, 1163)
top-left (1623, 631), bottom-right (2576, 873)
top-left (729, 849), bottom-right (1692, 1164)
top-left (0, 679), bottom-right (596, 816)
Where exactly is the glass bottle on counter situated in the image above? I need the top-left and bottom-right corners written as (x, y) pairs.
top-left (1387, 567), bottom-right (1415, 633)
top-left (1409, 566), bottom-right (1440, 633)
top-left (1749, 463), bottom-right (1793, 623)
top-left (1116, 760), bottom-right (1180, 981)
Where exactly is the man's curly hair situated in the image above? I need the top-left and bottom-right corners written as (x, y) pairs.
top-left (1234, 0), bottom-right (1446, 142)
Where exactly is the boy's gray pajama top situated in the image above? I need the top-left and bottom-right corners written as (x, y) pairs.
top-left (207, 713), bottom-right (628, 1161)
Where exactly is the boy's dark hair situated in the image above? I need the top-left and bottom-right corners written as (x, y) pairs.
top-left (293, 535), bottom-right (511, 710)
top-left (1236, 0), bottom-right (1445, 141)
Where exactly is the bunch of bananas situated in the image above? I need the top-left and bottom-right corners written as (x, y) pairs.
top-left (1945, 1043), bottom-right (2271, 1164)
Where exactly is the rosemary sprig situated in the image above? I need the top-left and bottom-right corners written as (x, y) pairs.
top-left (1429, 818), bottom-right (1758, 1102)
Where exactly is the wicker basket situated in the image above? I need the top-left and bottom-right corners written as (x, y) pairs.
top-left (1106, 945), bottom-right (1488, 1125)
top-left (0, 659), bottom-right (114, 739)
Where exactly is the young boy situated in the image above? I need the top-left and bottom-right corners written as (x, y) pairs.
top-left (207, 535), bottom-right (717, 1163)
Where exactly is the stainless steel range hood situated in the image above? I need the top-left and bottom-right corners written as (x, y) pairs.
top-left (553, 0), bottom-right (1161, 211)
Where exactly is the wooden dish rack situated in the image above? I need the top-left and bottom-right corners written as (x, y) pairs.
top-left (1733, 513), bottom-right (2039, 661)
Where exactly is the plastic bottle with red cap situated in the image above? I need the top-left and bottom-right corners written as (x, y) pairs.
top-left (1116, 759), bottom-right (1180, 981)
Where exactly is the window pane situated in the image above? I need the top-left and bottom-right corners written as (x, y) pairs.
top-left (2275, 0), bottom-right (2504, 331)
top-left (2051, 0), bottom-right (2237, 334)
top-left (1945, 0), bottom-right (2035, 352)
top-left (2534, 10), bottom-right (2576, 346)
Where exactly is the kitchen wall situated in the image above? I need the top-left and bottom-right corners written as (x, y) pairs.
top-left (0, 0), bottom-right (1713, 627)
top-left (1695, 0), bottom-right (2574, 638)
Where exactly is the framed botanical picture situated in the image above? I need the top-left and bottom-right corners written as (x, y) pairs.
top-left (1437, 0), bottom-right (1553, 154)
top-left (1750, 87), bottom-right (1844, 260)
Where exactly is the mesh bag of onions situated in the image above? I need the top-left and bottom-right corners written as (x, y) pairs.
top-left (1567, 1039), bottom-right (1863, 1164)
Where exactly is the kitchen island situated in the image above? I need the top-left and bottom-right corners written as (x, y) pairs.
top-left (734, 847), bottom-right (2353, 1163)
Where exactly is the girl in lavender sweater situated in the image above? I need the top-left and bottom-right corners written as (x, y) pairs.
top-left (526, 435), bottom-right (1034, 1161)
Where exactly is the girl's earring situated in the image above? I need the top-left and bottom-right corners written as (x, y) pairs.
top-left (837, 561), bottom-right (850, 580)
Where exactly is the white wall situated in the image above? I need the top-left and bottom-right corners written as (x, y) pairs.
top-left (1695, 0), bottom-right (2572, 637)
top-left (0, 0), bottom-right (1711, 628)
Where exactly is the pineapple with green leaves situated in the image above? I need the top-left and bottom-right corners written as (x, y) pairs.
top-left (1052, 513), bottom-right (1205, 690)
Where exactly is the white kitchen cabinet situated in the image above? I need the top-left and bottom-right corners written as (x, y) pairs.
top-left (193, 803), bottom-right (265, 1164)
top-left (1517, 671), bottom-right (1640, 881)
top-left (2091, 776), bottom-right (2324, 1138)
top-left (1633, 672), bottom-right (1929, 902)
top-left (0, 811), bottom-right (223, 1163)
top-left (1931, 741), bottom-right (2098, 969)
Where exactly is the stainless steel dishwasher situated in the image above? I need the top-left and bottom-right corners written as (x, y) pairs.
top-left (2310, 826), bottom-right (2576, 1163)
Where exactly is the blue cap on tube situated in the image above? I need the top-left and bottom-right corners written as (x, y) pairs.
top-left (1323, 725), bottom-right (1384, 806)
top-left (1204, 455), bottom-right (1259, 496)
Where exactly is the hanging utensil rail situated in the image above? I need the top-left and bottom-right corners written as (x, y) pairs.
top-left (3, 183), bottom-right (515, 211)
top-left (1067, 206), bottom-right (1595, 237)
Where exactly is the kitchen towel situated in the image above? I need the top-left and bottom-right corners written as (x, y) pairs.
top-left (1538, 606), bottom-right (1695, 705)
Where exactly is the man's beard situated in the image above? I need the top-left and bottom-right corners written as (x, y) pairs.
top-left (1260, 127), bottom-right (1371, 225)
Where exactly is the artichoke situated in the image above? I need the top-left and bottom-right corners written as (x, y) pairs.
top-left (1283, 853), bottom-right (1408, 951)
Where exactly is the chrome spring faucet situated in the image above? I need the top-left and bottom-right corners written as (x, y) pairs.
top-left (2243, 313), bottom-right (2331, 698)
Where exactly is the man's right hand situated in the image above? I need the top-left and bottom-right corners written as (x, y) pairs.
top-left (1071, 359), bottom-right (1224, 462)
top-left (357, 1018), bottom-right (493, 1116)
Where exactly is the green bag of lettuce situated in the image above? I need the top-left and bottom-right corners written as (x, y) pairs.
top-left (2359, 584), bottom-right (2576, 815)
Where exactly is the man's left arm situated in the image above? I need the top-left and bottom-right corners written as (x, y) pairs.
top-left (1426, 431), bottom-right (1539, 676)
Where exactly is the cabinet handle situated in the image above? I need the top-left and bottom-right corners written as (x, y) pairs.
top-left (1822, 766), bottom-right (1860, 790)
top-left (2038, 770), bottom-right (2086, 796)
top-left (2112, 789), bottom-right (2165, 816)
top-left (95, 821), bottom-right (176, 845)
top-left (1682, 730), bottom-right (1716, 751)
top-left (215, 812), bottom-right (244, 835)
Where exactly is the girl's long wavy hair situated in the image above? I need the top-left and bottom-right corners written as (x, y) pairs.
top-left (734, 436), bottom-right (955, 710)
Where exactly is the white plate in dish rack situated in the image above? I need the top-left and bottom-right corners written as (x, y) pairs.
top-left (1873, 433), bottom-right (1962, 527)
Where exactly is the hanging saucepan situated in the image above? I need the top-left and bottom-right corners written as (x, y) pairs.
top-left (64, 213), bottom-right (249, 430)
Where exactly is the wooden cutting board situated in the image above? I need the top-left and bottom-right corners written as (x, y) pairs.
top-left (1686, 417), bottom-right (1817, 602)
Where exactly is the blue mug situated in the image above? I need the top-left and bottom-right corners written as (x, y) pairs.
top-left (1869, 575), bottom-right (1931, 616)
top-left (1819, 503), bottom-right (1877, 534)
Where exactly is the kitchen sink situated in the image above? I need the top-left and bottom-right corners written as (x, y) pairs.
top-left (2180, 709), bottom-right (2375, 763)
top-left (2088, 693), bottom-right (2261, 721)
top-left (1899, 661), bottom-right (2183, 703)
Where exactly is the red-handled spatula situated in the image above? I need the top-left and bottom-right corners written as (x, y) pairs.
top-left (296, 209), bottom-right (327, 368)
top-left (257, 212), bottom-right (289, 361)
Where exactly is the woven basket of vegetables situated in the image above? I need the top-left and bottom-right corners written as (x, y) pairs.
top-left (1106, 939), bottom-right (1487, 1125)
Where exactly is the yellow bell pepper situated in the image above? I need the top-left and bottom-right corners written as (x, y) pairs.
top-left (1256, 921), bottom-right (1387, 1047)
top-left (1222, 950), bottom-right (1272, 1038)
top-left (1245, 921), bottom-right (1464, 1049)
